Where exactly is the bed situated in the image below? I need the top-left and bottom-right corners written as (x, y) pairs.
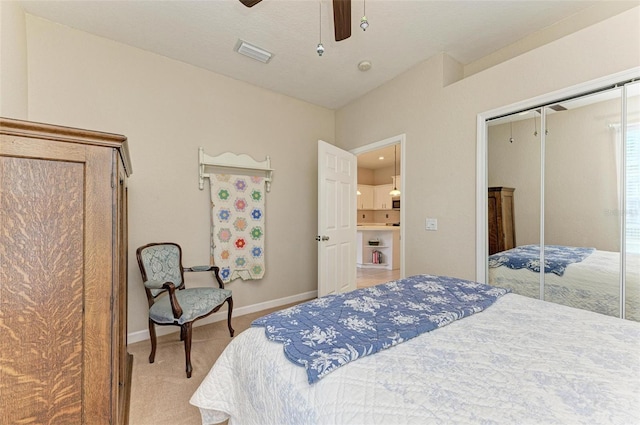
top-left (488, 245), bottom-right (640, 321)
top-left (190, 274), bottom-right (640, 425)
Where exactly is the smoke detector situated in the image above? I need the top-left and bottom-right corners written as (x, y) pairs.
top-left (358, 60), bottom-right (372, 72)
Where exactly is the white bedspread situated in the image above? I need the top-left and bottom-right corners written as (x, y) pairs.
top-left (489, 250), bottom-right (640, 321)
top-left (190, 293), bottom-right (640, 425)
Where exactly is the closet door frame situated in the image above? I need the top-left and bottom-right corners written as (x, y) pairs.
top-left (476, 67), bottom-right (639, 316)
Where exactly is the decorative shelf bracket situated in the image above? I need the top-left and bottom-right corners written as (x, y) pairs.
top-left (199, 147), bottom-right (274, 192)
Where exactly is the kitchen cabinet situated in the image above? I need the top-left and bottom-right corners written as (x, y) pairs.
top-left (357, 184), bottom-right (374, 210)
top-left (357, 179), bottom-right (400, 211)
top-left (374, 184), bottom-right (394, 210)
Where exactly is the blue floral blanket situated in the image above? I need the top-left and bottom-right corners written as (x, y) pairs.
top-left (252, 275), bottom-right (509, 384)
top-left (488, 245), bottom-right (595, 276)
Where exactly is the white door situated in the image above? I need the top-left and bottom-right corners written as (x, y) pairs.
top-left (317, 140), bottom-right (357, 297)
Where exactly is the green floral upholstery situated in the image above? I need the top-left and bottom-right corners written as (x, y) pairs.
top-left (150, 287), bottom-right (232, 325)
top-left (138, 244), bottom-right (183, 297)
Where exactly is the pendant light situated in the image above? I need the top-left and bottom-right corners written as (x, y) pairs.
top-left (316, 1), bottom-right (325, 56)
top-left (509, 120), bottom-right (514, 143)
top-left (360, 0), bottom-right (369, 31)
top-left (389, 145), bottom-right (401, 196)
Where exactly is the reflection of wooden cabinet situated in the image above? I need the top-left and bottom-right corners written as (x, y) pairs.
top-left (374, 184), bottom-right (393, 210)
top-left (357, 184), bottom-right (374, 210)
top-left (0, 118), bottom-right (133, 424)
top-left (488, 187), bottom-right (515, 255)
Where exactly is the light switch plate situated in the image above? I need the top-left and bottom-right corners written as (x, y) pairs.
top-left (425, 218), bottom-right (438, 231)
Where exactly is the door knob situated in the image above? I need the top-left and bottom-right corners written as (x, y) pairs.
top-left (316, 235), bottom-right (330, 241)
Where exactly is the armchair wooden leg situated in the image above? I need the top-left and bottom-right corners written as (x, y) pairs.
top-left (180, 326), bottom-right (186, 341)
top-left (148, 319), bottom-right (157, 364)
top-left (226, 297), bottom-right (235, 337)
top-left (183, 322), bottom-right (193, 378)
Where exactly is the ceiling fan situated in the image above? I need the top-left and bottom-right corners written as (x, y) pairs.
top-left (239, 0), bottom-right (352, 41)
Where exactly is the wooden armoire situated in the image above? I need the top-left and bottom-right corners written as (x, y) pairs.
top-left (488, 187), bottom-right (516, 255)
top-left (0, 118), bottom-right (133, 424)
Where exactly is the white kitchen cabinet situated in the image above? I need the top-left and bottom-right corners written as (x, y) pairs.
top-left (374, 184), bottom-right (393, 210)
top-left (357, 184), bottom-right (374, 210)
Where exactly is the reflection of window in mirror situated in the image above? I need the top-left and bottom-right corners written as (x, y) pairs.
top-left (486, 82), bottom-right (640, 322)
top-left (626, 123), bottom-right (639, 254)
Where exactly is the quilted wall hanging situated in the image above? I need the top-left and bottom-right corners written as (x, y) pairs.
top-left (198, 148), bottom-right (273, 283)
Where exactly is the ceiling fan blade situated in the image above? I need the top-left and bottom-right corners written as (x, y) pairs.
top-left (333, 0), bottom-right (351, 41)
top-left (239, 0), bottom-right (262, 7)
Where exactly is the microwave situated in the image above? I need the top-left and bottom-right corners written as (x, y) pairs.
top-left (392, 198), bottom-right (400, 210)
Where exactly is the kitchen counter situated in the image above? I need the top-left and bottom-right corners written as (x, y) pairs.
top-left (356, 224), bottom-right (400, 231)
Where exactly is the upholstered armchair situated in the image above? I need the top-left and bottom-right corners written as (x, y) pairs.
top-left (136, 242), bottom-right (234, 378)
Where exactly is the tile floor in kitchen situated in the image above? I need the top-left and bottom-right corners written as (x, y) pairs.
top-left (356, 267), bottom-right (401, 288)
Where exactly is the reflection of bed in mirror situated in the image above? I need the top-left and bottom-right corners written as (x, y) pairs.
top-left (488, 245), bottom-right (639, 321)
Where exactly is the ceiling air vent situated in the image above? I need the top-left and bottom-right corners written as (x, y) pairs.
top-left (235, 40), bottom-right (273, 64)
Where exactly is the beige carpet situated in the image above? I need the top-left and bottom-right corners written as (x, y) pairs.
top-left (127, 303), bottom-right (300, 425)
top-left (127, 273), bottom-right (397, 425)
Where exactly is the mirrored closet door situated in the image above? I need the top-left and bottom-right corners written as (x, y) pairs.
top-left (486, 79), bottom-right (639, 321)
top-left (624, 81), bottom-right (639, 321)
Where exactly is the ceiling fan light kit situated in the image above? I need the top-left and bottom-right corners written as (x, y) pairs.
top-left (238, 0), bottom-right (367, 58)
top-left (360, 0), bottom-right (368, 31)
top-left (360, 16), bottom-right (369, 31)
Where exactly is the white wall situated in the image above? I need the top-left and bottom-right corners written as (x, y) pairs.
top-left (23, 14), bottom-right (334, 337)
top-left (489, 98), bottom-right (623, 252)
top-left (4, 4), bottom-right (639, 337)
top-left (336, 7), bottom-right (640, 280)
top-left (0, 1), bottom-right (28, 119)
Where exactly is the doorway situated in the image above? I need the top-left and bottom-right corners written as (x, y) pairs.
top-left (351, 134), bottom-right (406, 288)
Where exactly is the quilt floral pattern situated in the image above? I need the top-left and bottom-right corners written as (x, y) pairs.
top-left (252, 274), bottom-right (509, 383)
top-left (488, 244), bottom-right (595, 276)
top-left (210, 174), bottom-right (265, 283)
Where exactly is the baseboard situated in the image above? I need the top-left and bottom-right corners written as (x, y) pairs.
top-left (127, 290), bottom-right (317, 344)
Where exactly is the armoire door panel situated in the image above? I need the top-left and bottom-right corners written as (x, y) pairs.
top-left (1, 117), bottom-right (132, 424)
top-left (487, 195), bottom-right (499, 254)
top-left (488, 187), bottom-right (515, 255)
top-left (82, 145), bottom-right (117, 423)
top-left (0, 156), bottom-right (84, 424)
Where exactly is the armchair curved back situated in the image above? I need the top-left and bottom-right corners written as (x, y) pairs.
top-left (136, 242), bottom-right (185, 299)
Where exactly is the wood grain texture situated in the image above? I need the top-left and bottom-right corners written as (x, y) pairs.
top-left (1, 117), bottom-right (132, 424)
top-left (82, 145), bottom-right (115, 423)
top-left (488, 187), bottom-right (516, 255)
top-left (0, 117), bottom-right (131, 176)
top-left (0, 156), bottom-right (84, 424)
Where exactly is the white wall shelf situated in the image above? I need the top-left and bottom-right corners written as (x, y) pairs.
top-left (356, 228), bottom-right (400, 270)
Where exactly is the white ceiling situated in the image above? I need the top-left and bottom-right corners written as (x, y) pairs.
top-left (18, 0), bottom-right (629, 110)
top-left (357, 143), bottom-right (399, 170)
